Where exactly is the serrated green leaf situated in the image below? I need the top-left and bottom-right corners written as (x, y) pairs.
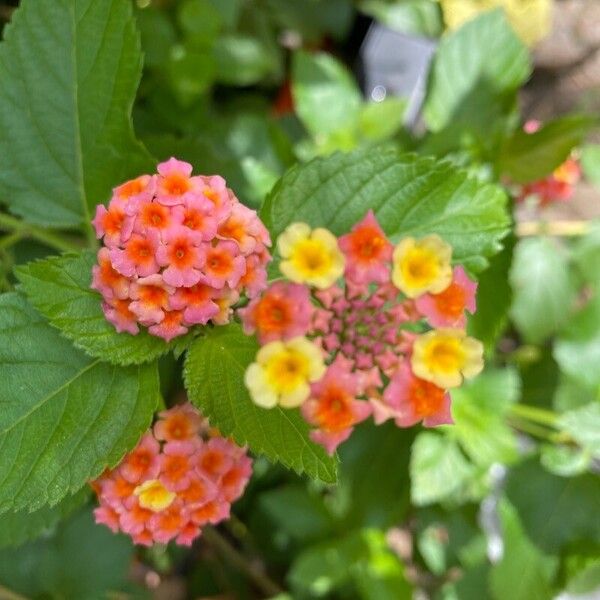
top-left (183, 324), bottom-right (338, 483)
top-left (423, 10), bottom-right (530, 132)
top-left (509, 237), bottom-right (576, 345)
top-left (0, 293), bottom-right (160, 512)
top-left (0, 0), bottom-right (154, 230)
top-left (490, 500), bottom-right (558, 600)
top-left (292, 51), bottom-right (362, 140)
top-left (261, 147), bottom-right (509, 272)
top-left (16, 251), bottom-right (191, 366)
top-left (499, 115), bottom-right (596, 184)
top-left (0, 489), bottom-right (89, 550)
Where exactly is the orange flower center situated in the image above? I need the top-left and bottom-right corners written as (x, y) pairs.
top-left (142, 204), bottom-right (169, 228)
top-left (206, 250), bottom-right (232, 275)
top-left (433, 282), bottom-right (466, 318)
top-left (166, 415), bottom-right (191, 440)
top-left (163, 455), bottom-right (188, 482)
top-left (200, 450), bottom-right (224, 476)
top-left (351, 227), bottom-right (386, 260)
top-left (127, 238), bottom-right (154, 263)
top-left (163, 174), bottom-right (191, 196)
top-left (314, 386), bottom-right (355, 432)
top-left (139, 285), bottom-right (168, 307)
top-left (203, 188), bottom-right (220, 205)
top-left (409, 378), bottom-right (446, 417)
top-left (254, 296), bottom-right (292, 334)
top-left (218, 218), bottom-right (245, 243)
top-left (103, 208), bottom-right (124, 235)
top-left (183, 209), bottom-right (204, 230)
top-left (118, 177), bottom-right (146, 198)
top-left (169, 242), bottom-right (194, 267)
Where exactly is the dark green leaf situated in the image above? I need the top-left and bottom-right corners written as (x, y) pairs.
top-left (509, 237), bottom-right (576, 344)
top-left (0, 489), bottom-right (88, 549)
top-left (261, 147), bottom-right (510, 272)
top-left (423, 10), bottom-right (530, 132)
top-left (499, 115), bottom-right (596, 184)
top-left (0, 293), bottom-right (159, 512)
top-left (16, 251), bottom-right (188, 366)
top-left (0, 507), bottom-right (135, 598)
top-left (0, 0), bottom-right (154, 229)
top-left (183, 324), bottom-right (338, 483)
top-left (505, 459), bottom-right (600, 554)
top-left (490, 500), bottom-right (558, 600)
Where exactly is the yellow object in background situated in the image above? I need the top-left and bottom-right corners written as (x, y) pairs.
top-left (439, 0), bottom-right (552, 46)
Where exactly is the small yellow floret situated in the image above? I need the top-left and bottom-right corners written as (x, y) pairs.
top-left (411, 328), bottom-right (483, 388)
top-left (392, 235), bottom-right (452, 298)
top-left (277, 223), bottom-right (345, 289)
top-left (244, 337), bottom-right (326, 408)
top-left (134, 479), bottom-right (176, 512)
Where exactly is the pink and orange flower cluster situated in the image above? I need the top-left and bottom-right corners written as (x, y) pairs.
top-left (93, 403), bottom-right (252, 546)
top-left (242, 212), bottom-right (484, 455)
top-left (516, 120), bottom-right (581, 207)
top-left (91, 158), bottom-right (271, 341)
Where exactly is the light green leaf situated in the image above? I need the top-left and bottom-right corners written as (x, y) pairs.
top-left (509, 237), bottom-right (576, 345)
top-left (499, 115), bottom-right (595, 184)
top-left (183, 324), bottom-right (338, 483)
top-left (558, 402), bottom-right (600, 456)
top-left (0, 489), bottom-right (88, 549)
top-left (540, 444), bottom-right (591, 477)
top-left (424, 10), bottom-right (530, 132)
top-left (490, 500), bottom-right (558, 600)
top-left (261, 147), bottom-right (510, 272)
top-left (0, 507), bottom-right (135, 599)
top-left (0, 0), bottom-right (154, 229)
top-left (571, 222), bottom-right (600, 287)
top-left (292, 51), bottom-right (362, 140)
top-left (581, 144), bottom-right (600, 187)
top-left (410, 432), bottom-right (475, 506)
top-left (359, 98), bottom-right (407, 142)
top-left (450, 369), bottom-right (520, 466)
top-left (505, 459), bottom-right (600, 553)
top-left (359, 0), bottom-right (442, 37)
top-left (16, 251), bottom-right (190, 366)
top-left (554, 296), bottom-right (600, 389)
top-left (0, 293), bottom-right (159, 512)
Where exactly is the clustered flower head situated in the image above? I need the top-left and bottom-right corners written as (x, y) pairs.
top-left (91, 158), bottom-right (271, 341)
top-left (92, 403), bottom-right (252, 546)
top-left (517, 120), bottom-right (581, 207)
top-left (241, 211), bottom-right (484, 455)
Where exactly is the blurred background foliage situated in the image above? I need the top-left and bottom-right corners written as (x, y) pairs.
top-left (1, 0), bottom-right (600, 598)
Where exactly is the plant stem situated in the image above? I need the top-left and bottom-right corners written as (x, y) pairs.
top-left (517, 220), bottom-right (591, 237)
top-left (507, 417), bottom-right (557, 442)
top-left (508, 404), bottom-right (558, 427)
top-left (0, 213), bottom-right (81, 253)
top-left (203, 526), bottom-right (282, 597)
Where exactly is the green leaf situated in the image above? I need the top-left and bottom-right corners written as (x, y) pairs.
top-left (183, 324), bottom-right (338, 483)
top-left (16, 251), bottom-right (189, 366)
top-left (261, 147), bottom-right (510, 272)
top-left (540, 444), bottom-right (591, 477)
top-left (423, 10), bottom-right (530, 132)
top-left (450, 369), bottom-right (520, 467)
top-left (0, 489), bottom-right (88, 550)
top-left (468, 234), bottom-right (514, 351)
top-left (509, 237), bottom-right (576, 345)
top-left (358, 98), bottom-right (408, 142)
top-left (581, 144), bottom-right (600, 187)
top-left (177, 0), bottom-right (223, 41)
top-left (505, 459), bottom-right (600, 554)
top-left (0, 0), bottom-right (154, 229)
top-left (359, 0), bottom-right (442, 37)
top-left (410, 432), bottom-right (475, 506)
top-left (292, 51), bottom-right (362, 141)
top-left (0, 507), bottom-right (135, 599)
top-left (554, 296), bottom-right (600, 388)
top-left (558, 402), bottom-right (600, 456)
top-left (499, 115), bottom-right (595, 184)
top-left (571, 222), bottom-right (600, 288)
top-left (489, 500), bottom-right (558, 600)
top-left (0, 293), bottom-right (160, 512)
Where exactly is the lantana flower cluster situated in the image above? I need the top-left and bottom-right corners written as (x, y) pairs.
top-left (92, 403), bottom-right (252, 546)
top-left (91, 158), bottom-right (271, 341)
top-left (241, 212), bottom-right (484, 455)
top-left (516, 120), bottom-right (581, 207)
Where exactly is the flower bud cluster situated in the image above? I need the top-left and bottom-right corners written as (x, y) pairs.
top-left (91, 158), bottom-right (271, 341)
top-left (93, 403), bottom-right (252, 546)
top-left (242, 211), bottom-right (484, 454)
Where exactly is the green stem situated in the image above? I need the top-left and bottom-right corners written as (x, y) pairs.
top-left (203, 526), bottom-right (282, 597)
top-left (0, 213), bottom-right (81, 253)
top-left (508, 404), bottom-right (558, 427)
top-left (508, 417), bottom-right (557, 442)
top-left (0, 231), bottom-right (23, 250)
